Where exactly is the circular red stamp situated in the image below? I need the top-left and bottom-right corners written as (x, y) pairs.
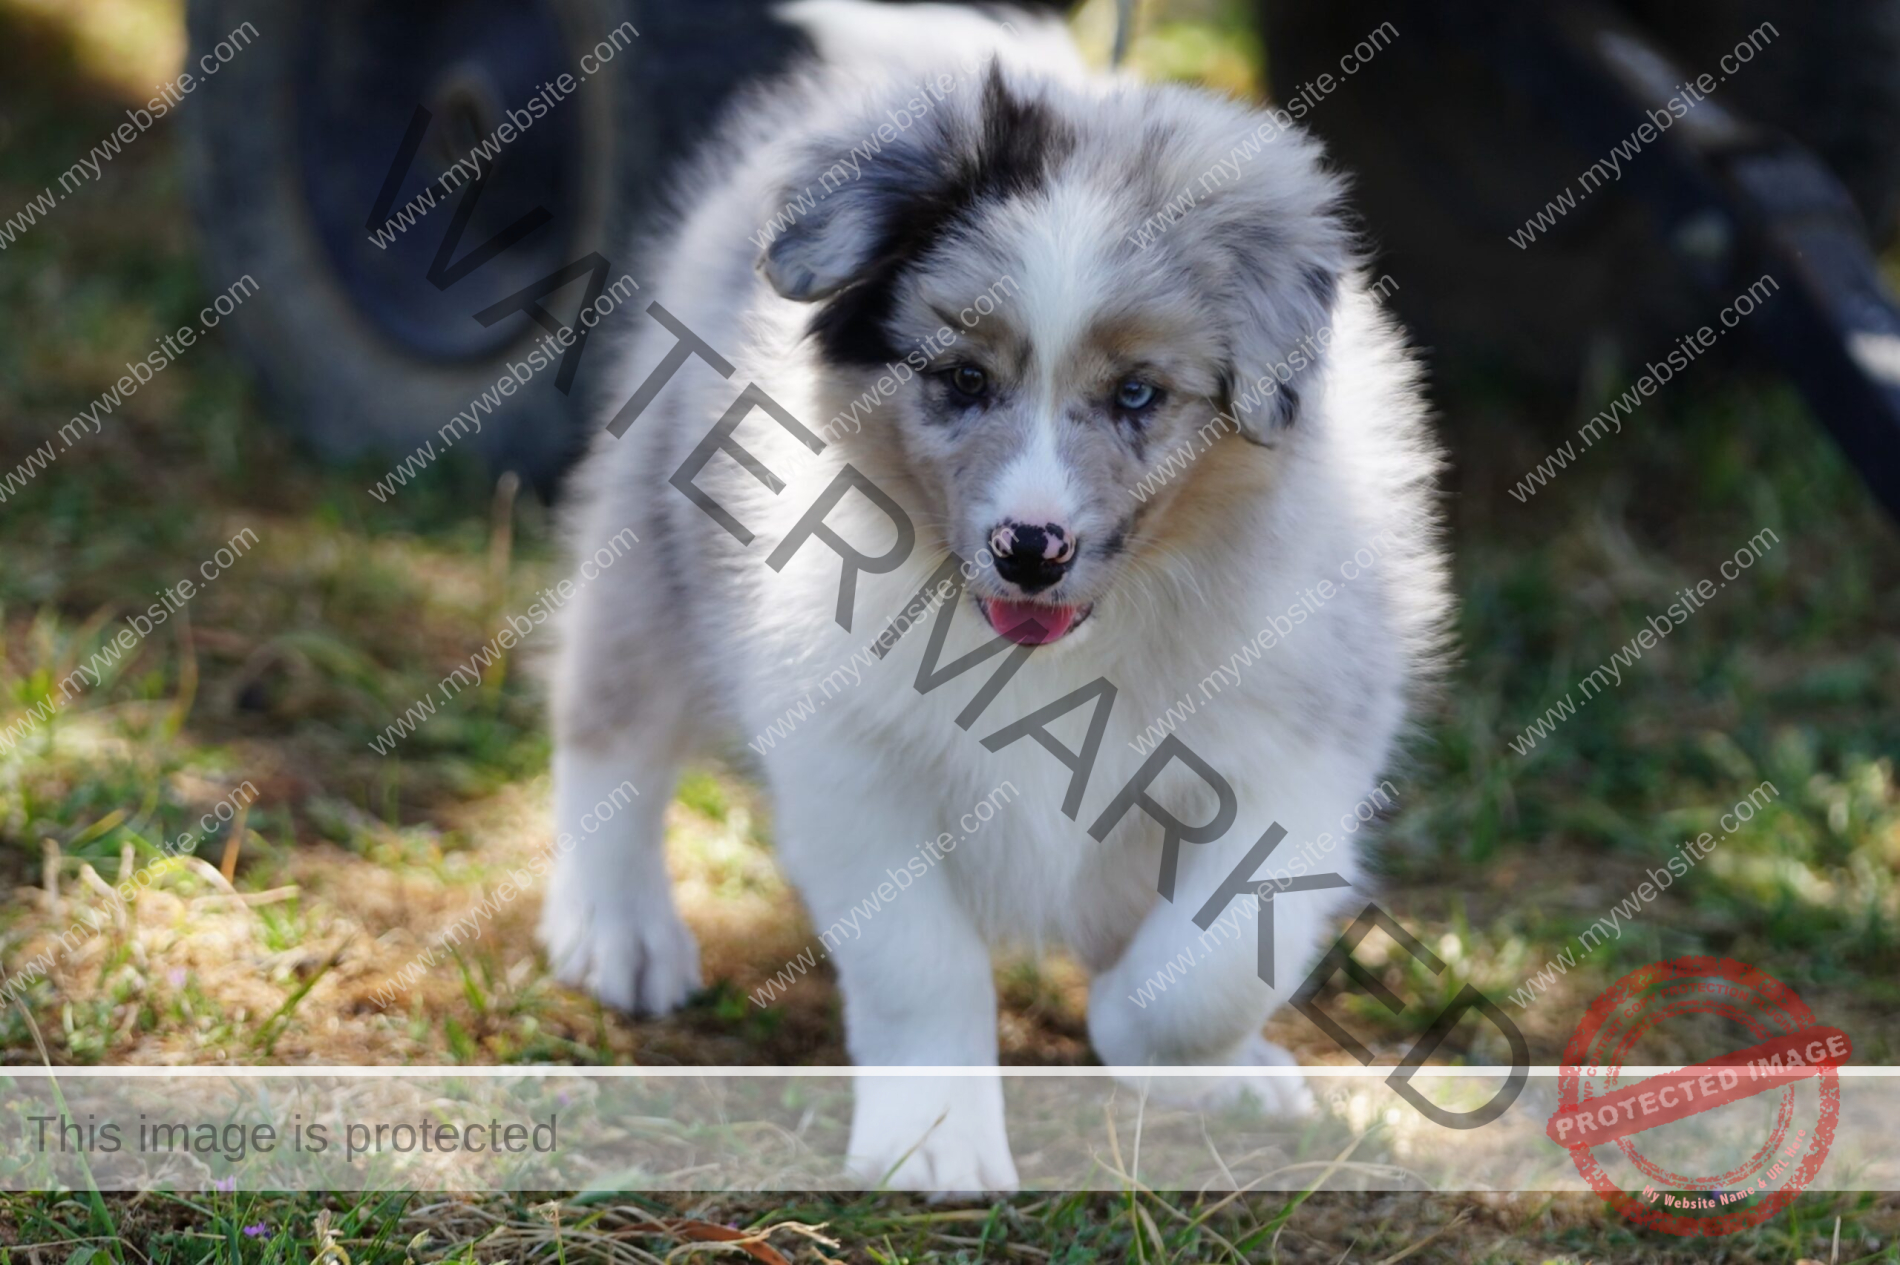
top-left (1546, 957), bottom-right (1846, 1236)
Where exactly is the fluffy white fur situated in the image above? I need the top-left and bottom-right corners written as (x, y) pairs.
top-left (541, 1), bottom-right (1448, 1193)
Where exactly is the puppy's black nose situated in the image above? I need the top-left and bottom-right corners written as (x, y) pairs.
top-left (990, 520), bottom-right (1076, 593)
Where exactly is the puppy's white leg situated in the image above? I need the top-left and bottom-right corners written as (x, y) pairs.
top-left (1088, 784), bottom-right (1361, 1115)
top-left (771, 765), bottom-right (1017, 1194)
top-left (540, 734), bottom-right (700, 1017)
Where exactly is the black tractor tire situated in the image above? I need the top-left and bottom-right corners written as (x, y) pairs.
top-left (180, 0), bottom-right (806, 485)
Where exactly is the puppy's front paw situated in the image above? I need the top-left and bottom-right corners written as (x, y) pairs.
top-left (1137, 1033), bottom-right (1318, 1117)
top-left (846, 1076), bottom-right (1019, 1196)
top-left (538, 870), bottom-right (700, 1017)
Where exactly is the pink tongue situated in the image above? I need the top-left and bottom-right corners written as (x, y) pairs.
top-left (985, 599), bottom-right (1076, 645)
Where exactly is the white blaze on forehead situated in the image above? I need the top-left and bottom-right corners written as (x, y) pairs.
top-left (1010, 180), bottom-right (1121, 403)
top-left (980, 181), bottom-right (1117, 530)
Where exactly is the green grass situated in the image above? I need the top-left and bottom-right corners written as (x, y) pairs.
top-left (4, 1189), bottom-right (1900, 1262)
top-left (2, 0), bottom-right (1898, 1257)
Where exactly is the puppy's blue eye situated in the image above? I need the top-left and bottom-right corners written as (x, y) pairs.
top-left (1116, 380), bottom-right (1158, 411)
top-left (951, 366), bottom-right (988, 398)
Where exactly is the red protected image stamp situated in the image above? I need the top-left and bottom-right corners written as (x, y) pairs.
top-left (1546, 957), bottom-right (1847, 1236)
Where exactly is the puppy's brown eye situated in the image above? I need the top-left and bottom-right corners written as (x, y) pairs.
top-left (951, 366), bottom-right (988, 397)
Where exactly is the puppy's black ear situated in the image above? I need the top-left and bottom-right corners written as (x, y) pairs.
top-left (758, 159), bottom-right (915, 303)
top-left (759, 64), bottom-right (1070, 302)
top-left (759, 63), bottom-right (1072, 365)
top-left (755, 96), bottom-right (950, 304)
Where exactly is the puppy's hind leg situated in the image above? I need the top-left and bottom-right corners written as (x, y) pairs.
top-left (540, 608), bottom-right (702, 1017)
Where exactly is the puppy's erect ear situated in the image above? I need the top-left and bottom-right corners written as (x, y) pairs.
top-left (1162, 111), bottom-right (1353, 444)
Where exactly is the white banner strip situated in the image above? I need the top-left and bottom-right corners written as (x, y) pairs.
top-left (0, 1070), bottom-right (1889, 1194)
